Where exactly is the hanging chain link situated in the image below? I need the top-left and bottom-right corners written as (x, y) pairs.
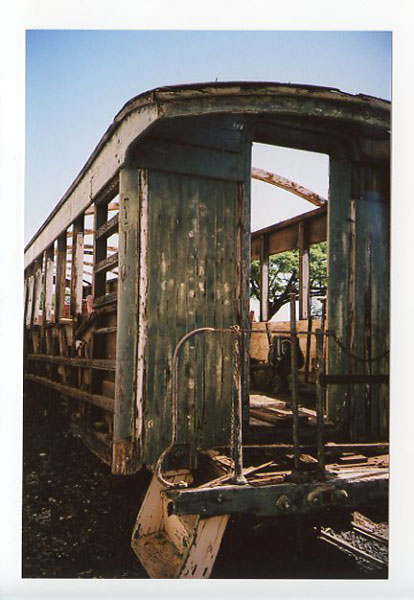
top-left (326, 330), bottom-right (389, 363)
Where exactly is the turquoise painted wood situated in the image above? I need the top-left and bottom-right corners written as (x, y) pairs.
top-left (142, 170), bottom-right (246, 467)
top-left (327, 159), bottom-right (390, 441)
top-left (131, 118), bottom-right (251, 469)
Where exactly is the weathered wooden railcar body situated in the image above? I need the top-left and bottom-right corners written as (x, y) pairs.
top-left (24, 83), bottom-right (390, 578)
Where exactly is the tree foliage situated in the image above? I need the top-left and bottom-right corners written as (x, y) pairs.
top-left (250, 242), bottom-right (327, 319)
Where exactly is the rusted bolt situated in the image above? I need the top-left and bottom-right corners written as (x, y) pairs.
top-left (276, 495), bottom-right (291, 511)
top-left (333, 489), bottom-right (348, 504)
top-left (307, 490), bottom-right (321, 506)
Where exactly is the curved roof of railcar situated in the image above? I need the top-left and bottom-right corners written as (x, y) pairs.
top-left (25, 82), bottom-right (390, 267)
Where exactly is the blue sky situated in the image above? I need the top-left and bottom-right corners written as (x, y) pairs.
top-left (25, 30), bottom-right (391, 242)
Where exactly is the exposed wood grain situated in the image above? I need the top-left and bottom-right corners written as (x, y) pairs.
top-left (55, 234), bottom-right (67, 321)
top-left (298, 220), bottom-right (310, 320)
top-left (260, 234), bottom-right (269, 322)
top-left (70, 216), bottom-right (84, 317)
top-left (92, 203), bottom-right (108, 299)
top-left (252, 167), bottom-right (327, 206)
top-left (32, 257), bottom-right (43, 326)
top-left (251, 206), bottom-right (327, 259)
top-left (44, 244), bottom-right (54, 322)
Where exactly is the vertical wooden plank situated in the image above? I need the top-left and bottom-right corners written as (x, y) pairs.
top-left (353, 163), bottom-right (390, 441)
top-left (55, 233), bottom-right (67, 321)
top-left (44, 244), bottom-right (54, 323)
top-left (25, 271), bottom-right (35, 328)
top-left (93, 202), bottom-right (108, 300)
top-left (327, 158), bottom-right (352, 428)
top-left (298, 220), bottom-right (310, 321)
top-left (240, 143), bottom-right (252, 425)
top-left (222, 180), bottom-right (237, 442)
top-left (204, 178), bottom-right (219, 449)
top-left (32, 257), bottom-right (43, 326)
top-left (112, 167), bottom-right (140, 474)
top-left (184, 178), bottom-right (198, 459)
top-left (195, 189), bottom-right (208, 445)
top-left (70, 215), bottom-right (84, 317)
top-left (136, 170), bottom-right (149, 449)
top-left (259, 234), bottom-right (269, 322)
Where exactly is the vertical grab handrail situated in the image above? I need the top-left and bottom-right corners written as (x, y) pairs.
top-left (230, 326), bottom-right (248, 485)
top-left (289, 292), bottom-right (301, 474)
top-left (315, 328), bottom-right (326, 474)
top-left (155, 326), bottom-right (248, 489)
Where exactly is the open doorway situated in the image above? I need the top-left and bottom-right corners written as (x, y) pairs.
top-left (248, 143), bottom-right (329, 433)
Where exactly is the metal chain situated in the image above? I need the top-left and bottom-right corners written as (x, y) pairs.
top-left (326, 331), bottom-right (389, 363)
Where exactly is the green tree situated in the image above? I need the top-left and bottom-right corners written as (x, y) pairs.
top-left (250, 242), bottom-right (327, 319)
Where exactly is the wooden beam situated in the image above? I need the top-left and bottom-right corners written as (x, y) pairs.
top-left (252, 167), bottom-right (327, 207)
top-left (70, 215), bottom-right (84, 317)
top-left (298, 220), bottom-right (310, 320)
top-left (55, 233), bottom-right (67, 321)
top-left (95, 212), bottom-right (119, 240)
top-left (32, 257), bottom-right (43, 326)
top-left (93, 203), bottom-right (108, 299)
top-left (27, 353), bottom-right (115, 371)
top-left (85, 201), bottom-right (119, 216)
top-left (43, 244), bottom-right (54, 322)
top-left (259, 234), bottom-right (269, 322)
top-left (167, 472), bottom-right (388, 518)
top-left (25, 271), bottom-right (35, 327)
top-left (24, 373), bottom-right (114, 413)
top-left (95, 252), bottom-right (118, 275)
top-left (251, 205), bottom-right (327, 260)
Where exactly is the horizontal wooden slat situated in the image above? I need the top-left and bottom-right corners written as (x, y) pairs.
top-left (93, 292), bottom-right (117, 308)
top-left (251, 205), bottom-right (327, 259)
top-left (94, 327), bottom-right (117, 335)
top-left (94, 252), bottom-right (118, 274)
top-left (27, 354), bottom-right (115, 371)
top-left (95, 213), bottom-right (119, 240)
top-left (320, 374), bottom-right (389, 386)
top-left (25, 373), bottom-right (115, 412)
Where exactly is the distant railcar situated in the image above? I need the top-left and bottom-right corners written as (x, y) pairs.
top-left (24, 82), bottom-right (390, 578)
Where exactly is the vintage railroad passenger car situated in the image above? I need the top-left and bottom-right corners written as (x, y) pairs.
top-left (24, 82), bottom-right (390, 578)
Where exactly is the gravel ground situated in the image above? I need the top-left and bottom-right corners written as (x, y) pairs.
top-left (22, 390), bottom-right (388, 579)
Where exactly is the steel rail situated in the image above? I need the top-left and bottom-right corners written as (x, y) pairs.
top-left (319, 528), bottom-right (387, 569)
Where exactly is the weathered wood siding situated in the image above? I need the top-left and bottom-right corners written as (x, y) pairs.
top-left (327, 160), bottom-right (390, 441)
top-left (142, 170), bottom-right (246, 466)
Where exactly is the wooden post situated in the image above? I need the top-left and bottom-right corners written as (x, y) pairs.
top-left (25, 268), bottom-right (35, 328)
top-left (259, 234), bottom-right (269, 322)
top-left (289, 291), bottom-right (300, 473)
top-left (298, 220), bottom-right (310, 321)
top-left (55, 233), bottom-right (67, 321)
top-left (32, 256), bottom-right (43, 326)
top-left (112, 167), bottom-right (141, 474)
top-left (70, 215), bottom-right (84, 317)
top-left (43, 244), bottom-right (54, 323)
top-left (92, 203), bottom-right (108, 300)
